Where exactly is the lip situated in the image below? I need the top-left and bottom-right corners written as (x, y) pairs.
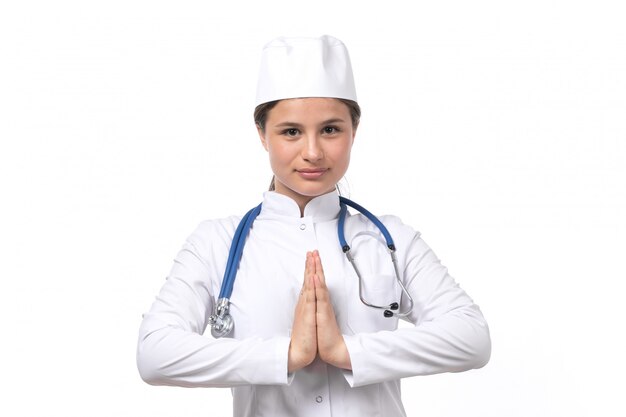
top-left (296, 168), bottom-right (328, 179)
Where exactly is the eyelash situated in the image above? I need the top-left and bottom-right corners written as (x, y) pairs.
top-left (282, 128), bottom-right (300, 137)
top-left (323, 126), bottom-right (341, 134)
top-left (280, 126), bottom-right (341, 137)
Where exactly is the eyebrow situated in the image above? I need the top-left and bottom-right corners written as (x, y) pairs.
top-left (274, 118), bottom-right (347, 128)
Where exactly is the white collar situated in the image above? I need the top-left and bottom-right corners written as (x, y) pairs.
top-left (258, 191), bottom-right (341, 222)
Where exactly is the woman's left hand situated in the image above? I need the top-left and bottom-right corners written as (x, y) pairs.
top-left (311, 250), bottom-right (352, 370)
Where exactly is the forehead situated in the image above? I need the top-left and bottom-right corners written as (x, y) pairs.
top-left (267, 98), bottom-right (350, 124)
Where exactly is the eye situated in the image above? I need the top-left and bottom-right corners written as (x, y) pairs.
top-left (282, 128), bottom-right (300, 137)
top-left (322, 126), bottom-right (340, 134)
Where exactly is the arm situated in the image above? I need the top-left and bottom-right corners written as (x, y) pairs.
top-left (136, 221), bottom-right (291, 388)
top-left (342, 221), bottom-right (491, 387)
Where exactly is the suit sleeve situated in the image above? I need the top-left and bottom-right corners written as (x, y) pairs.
top-left (136, 220), bottom-right (292, 388)
top-left (341, 219), bottom-right (491, 387)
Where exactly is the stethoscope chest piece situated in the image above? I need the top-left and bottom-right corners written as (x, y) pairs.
top-left (208, 297), bottom-right (234, 338)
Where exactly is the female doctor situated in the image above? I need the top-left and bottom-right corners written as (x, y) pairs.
top-left (137, 35), bottom-right (491, 417)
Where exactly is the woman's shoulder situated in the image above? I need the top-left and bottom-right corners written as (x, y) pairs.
top-left (346, 211), bottom-right (422, 248)
top-left (195, 215), bottom-right (243, 234)
top-left (184, 215), bottom-right (244, 255)
top-left (348, 211), bottom-right (421, 234)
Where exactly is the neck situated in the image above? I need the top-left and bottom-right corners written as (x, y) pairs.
top-left (290, 194), bottom-right (315, 217)
top-left (272, 187), bottom-right (336, 217)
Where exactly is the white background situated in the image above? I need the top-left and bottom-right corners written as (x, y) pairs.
top-left (1, 1), bottom-right (625, 416)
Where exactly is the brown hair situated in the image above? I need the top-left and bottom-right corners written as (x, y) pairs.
top-left (254, 98), bottom-right (361, 132)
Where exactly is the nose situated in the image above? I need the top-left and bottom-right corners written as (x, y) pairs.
top-left (302, 135), bottom-right (323, 162)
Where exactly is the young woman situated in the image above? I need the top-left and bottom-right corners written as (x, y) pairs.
top-left (137, 35), bottom-right (491, 417)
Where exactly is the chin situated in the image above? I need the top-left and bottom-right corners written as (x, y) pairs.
top-left (299, 184), bottom-right (336, 197)
top-left (285, 183), bottom-right (335, 199)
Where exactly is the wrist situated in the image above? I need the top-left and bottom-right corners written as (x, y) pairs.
top-left (321, 338), bottom-right (352, 370)
top-left (288, 342), bottom-right (316, 372)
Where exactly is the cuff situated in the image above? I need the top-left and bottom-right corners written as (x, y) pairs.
top-left (341, 334), bottom-right (365, 387)
top-left (273, 336), bottom-right (294, 385)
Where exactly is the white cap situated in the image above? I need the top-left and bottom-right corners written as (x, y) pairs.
top-left (255, 35), bottom-right (357, 107)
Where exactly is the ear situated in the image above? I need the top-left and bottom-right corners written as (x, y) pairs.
top-left (257, 125), bottom-right (269, 151)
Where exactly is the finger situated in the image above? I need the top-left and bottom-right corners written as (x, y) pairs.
top-left (302, 252), bottom-right (313, 292)
top-left (313, 274), bottom-right (330, 303)
top-left (304, 251), bottom-right (312, 278)
top-left (305, 255), bottom-right (319, 303)
top-left (298, 255), bottom-right (307, 300)
top-left (304, 274), bottom-right (317, 303)
top-left (313, 251), bottom-right (326, 285)
top-left (303, 252), bottom-right (309, 280)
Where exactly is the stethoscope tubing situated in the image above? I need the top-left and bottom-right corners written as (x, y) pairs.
top-left (218, 203), bottom-right (262, 299)
top-left (211, 197), bottom-right (415, 338)
top-left (338, 197), bottom-right (395, 250)
top-left (338, 199), bottom-right (414, 318)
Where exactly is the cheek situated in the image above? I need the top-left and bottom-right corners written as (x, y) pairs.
top-left (267, 142), bottom-right (292, 168)
top-left (331, 140), bottom-right (353, 166)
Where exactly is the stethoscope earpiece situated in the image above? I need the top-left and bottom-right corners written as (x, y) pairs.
top-left (384, 302), bottom-right (400, 318)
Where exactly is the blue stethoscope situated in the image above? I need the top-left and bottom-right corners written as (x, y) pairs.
top-left (208, 197), bottom-right (415, 338)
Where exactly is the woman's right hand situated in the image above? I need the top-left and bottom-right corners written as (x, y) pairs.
top-left (287, 252), bottom-right (318, 372)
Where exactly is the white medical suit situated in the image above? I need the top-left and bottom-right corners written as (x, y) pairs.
top-left (137, 191), bottom-right (491, 417)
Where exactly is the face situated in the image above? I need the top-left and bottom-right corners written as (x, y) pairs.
top-left (258, 98), bottom-right (356, 210)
